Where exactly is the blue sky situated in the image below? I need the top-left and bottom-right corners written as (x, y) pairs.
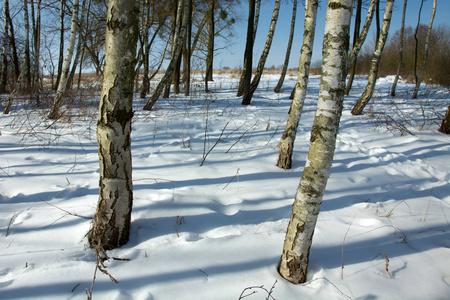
top-left (215, 0), bottom-right (449, 70)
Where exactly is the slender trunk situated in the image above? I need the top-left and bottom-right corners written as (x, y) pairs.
top-left (413, 0), bottom-right (424, 91)
top-left (439, 105), bottom-right (450, 134)
top-left (205, 0), bottom-right (215, 92)
top-left (278, 0), bottom-right (352, 284)
top-left (55, 0), bottom-right (65, 90)
top-left (143, 0), bottom-right (188, 110)
top-left (139, 0), bottom-right (150, 98)
top-left (242, 0), bottom-right (280, 105)
top-left (32, 0), bottom-right (41, 106)
top-left (237, 0), bottom-right (256, 97)
top-left (351, 0), bottom-right (394, 116)
top-left (344, 0), bottom-right (362, 96)
top-left (88, 0), bottom-right (139, 251)
top-left (274, 0), bottom-right (297, 93)
top-left (412, 0), bottom-right (436, 99)
top-left (0, 0), bottom-right (10, 93)
top-left (276, 0), bottom-right (318, 170)
top-left (183, 0), bottom-right (192, 96)
top-left (390, 0), bottom-right (407, 97)
top-left (18, 0), bottom-right (32, 93)
top-left (346, 0), bottom-right (376, 74)
top-left (5, 0), bottom-right (19, 82)
top-left (48, 0), bottom-right (80, 120)
top-left (375, 0), bottom-right (380, 41)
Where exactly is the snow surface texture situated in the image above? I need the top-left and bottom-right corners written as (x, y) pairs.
top-left (1, 75), bottom-right (449, 299)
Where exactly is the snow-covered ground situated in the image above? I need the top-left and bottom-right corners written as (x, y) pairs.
top-left (1, 74), bottom-right (449, 300)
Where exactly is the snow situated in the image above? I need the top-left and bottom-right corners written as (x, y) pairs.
top-left (1, 74), bottom-right (449, 300)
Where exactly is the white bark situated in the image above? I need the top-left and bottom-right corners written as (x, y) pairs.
top-left (276, 0), bottom-right (318, 170)
top-left (279, 0), bottom-right (352, 284)
top-left (48, 0), bottom-right (79, 119)
top-left (89, 0), bottom-right (139, 251)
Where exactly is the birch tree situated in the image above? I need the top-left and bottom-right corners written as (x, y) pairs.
top-left (273, 0), bottom-right (297, 93)
top-left (278, 0), bottom-right (352, 284)
top-left (31, 0), bottom-right (41, 106)
top-left (390, 0), bottom-right (407, 97)
top-left (237, 0), bottom-right (257, 97)
top-left (242, 0), bottom-right (280, 105)
top-left (344, 0), bottom-right (362, 95)
top-left (88, 0), bottom-right (139, 251)
top-left (277, 0), bottom-right (318, 170)
top-left (0, 0), bottom-right (10, 94)
top-left (18, 0), bottom-right (32, 93)
top-left (351, 0), bottom-right (394, 116)
top-left (412, 0), bottom-right (437, 99)
top-left (143, 0), bottom-right (188, 111)
top-left (48, 0), bottom-right (80, 120)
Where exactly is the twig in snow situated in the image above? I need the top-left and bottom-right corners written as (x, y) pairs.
top-left (341, 214), bottom-right (356, 280)
top-left (303, 277), bottom-right (352, 299)
top-left (6, 212), bottom-right (16, 237)
top-left (384, 252), bottom-right (392, 278)
top-left (42, 200), bottom-right (91, 219)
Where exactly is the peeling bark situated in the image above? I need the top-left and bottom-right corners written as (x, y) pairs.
top-left (88, 0), bottom-right (138, 251)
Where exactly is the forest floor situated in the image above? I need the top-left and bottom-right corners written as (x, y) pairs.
top-left (0, 74), bottom-right (449, 299)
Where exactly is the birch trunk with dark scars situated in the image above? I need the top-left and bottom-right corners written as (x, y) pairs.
top-left (143, 0), bottom-right (188, 111)
top-left (390, 0), bottom-right (407, 97)
top-left (88, 0), bottom-right (138, 251)
top-left (439, 105), bottom-right (450, 135)
top-left (273, 0), bottom-right (297, 93)
top-left (344, 0), bottom-right (362, 96)
top-left (278, 0), bottom-right (352, 284)
top-left (237, 0), bottom-right (256, 97)
top-left (48, 0), bottom-right (79, 120)
top-left (351, 0), bottom-right (394, 116)
top-left (242, 0), bottom-right (280, 105)
top-left (276, 0), bottom-right (318, 170)
top-left (412, 0), bottom-right (436, 99)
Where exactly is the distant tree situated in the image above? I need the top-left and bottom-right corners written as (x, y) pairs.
top-left (55, 0), bottom-right (65, 90)
top-left (237, 0), bottom-right (255, 98)
top-left (278, 0), bottom-right (353, 284)
top-left (48, 0), bottom-right (80, 120)
top-left (390, 0), bottom-right (407, 97)
top-left (242, 0), bottom-right (280, 105)
top-left (273, 0), bottom-right (297, 93)
top-left (344, 0), bottom-right (362, 96)
top-left (88, 0), bottom-right (139, 251)
top-left (351, 0), bottom-right (394, 116)
top-left (31, 0), bottom-right (42, 106)
top-left (205, 0), bottom-right (215, 92)
top-left (412, 0), bottom-right (437, 98)
top-left (276, 0), bottom-right (318, 170)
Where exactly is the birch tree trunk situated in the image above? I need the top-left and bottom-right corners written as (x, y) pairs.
top-left (351, 0), bottom-right (394, 116)
top-left (279, 0), bottom-right (352, 284)
top-left (48, 0), bottom-right (79, 120)
top-left (412, 0), bottom-right (437, 99)
top-left (344, 0), bottom-right (362, 95)
top-left (276, 0), bottom-right (318, 170)
top-left (242, 0), bottom-right (280, 105)
top-left (439, 105), bottom-right (450, 134)
top-left (390, 0), bottom-right (407, 97)
top-left (143, 0), bottom-right (188, 111)
top-left (237, 0), bottom-right (257, 97)
top-left (5, 0), bottom-right (20, 82)
top-left (183, 0), bottom-right (192, 96)
top-left (273, 0), bottom-right (297, 93)
top-left (88, 0), bottom-right (138, 251)
top-left (205, 0), bottom-right (215, 86)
